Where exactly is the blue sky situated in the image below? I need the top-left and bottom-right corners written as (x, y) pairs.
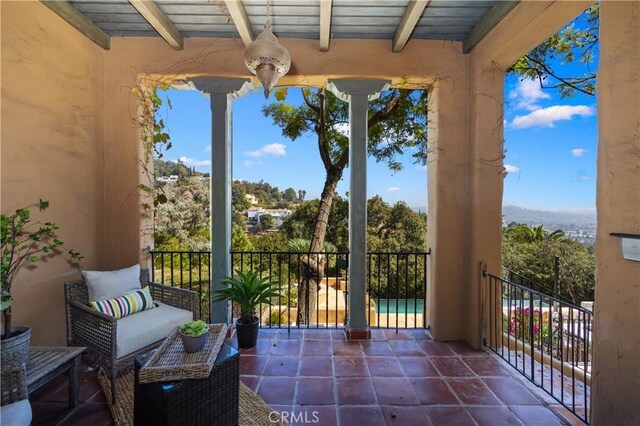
top-left (158, 14), bottom-right (597, 212)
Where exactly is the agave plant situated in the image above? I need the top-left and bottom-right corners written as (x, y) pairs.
top-left (213, 270), bottom-right (286, 324)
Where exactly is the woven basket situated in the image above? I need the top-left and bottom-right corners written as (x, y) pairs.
top-left (139, 323), bottom-right (228, 384)
top-left (1, 326), bottom-right (31, 367)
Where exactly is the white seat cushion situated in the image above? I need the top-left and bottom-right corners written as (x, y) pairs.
top-left (116, 302), bottom-right (193, 358)
top-left (1, 399), bottom-right (32, 426)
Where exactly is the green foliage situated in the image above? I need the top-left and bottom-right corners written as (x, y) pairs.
top-left (266, 309), bottom-right (288, 327)
top-left (154, 177), bottom-right (210, 251)
top-left (1, 201), bottom-right (83, 337)
top-left (280, 195), bottom-right (426, 253)
top-left (232, 224), bottom-right (254, 252)
top-left (509, 5), bottom-right (598, 97)
top-left (504, 224), bottom-right (566, 243)
top-left (258, 214), bottom-right (275, 231)
top-left (179, 320), bottom-right (208, 337)
top-left (154, 159), bottom-right (201, 180)
top-left (502, 224), bottom-right (594, 303)
top-left (213, 270), bottom-right (286, 323)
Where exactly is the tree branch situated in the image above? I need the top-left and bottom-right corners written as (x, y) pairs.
top-left (526, 54), bottom-right (595, 96)
top-left (368, 89), bottom-right (411, 129)
top-left (301, 88), bottom-right (320, 114)
top-left (316, 89), bottom-right (334, 172)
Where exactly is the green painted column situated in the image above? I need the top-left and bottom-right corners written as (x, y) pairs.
top-left (328, 79), bottom-right (390, 335)
top-left (188, 78), bottom-right (252, 324)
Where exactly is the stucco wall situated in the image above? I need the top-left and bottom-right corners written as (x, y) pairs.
top-left (592, 2), bottom-right (640, 424)
top-left (1, 2), bottom-right (105, 345)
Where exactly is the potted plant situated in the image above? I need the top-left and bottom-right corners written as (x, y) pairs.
top-left (178, 320), bottom-right (209, 353)
top-left (1, 200), bottom-right (82, 366)
top-left (213, 270), bottom-right (285, 349)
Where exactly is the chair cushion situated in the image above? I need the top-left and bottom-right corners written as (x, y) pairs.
top-left (83, 264), bottom-right (141, 301)
top-left (1, 399), bottom-right (32, 426)
top-left (116, 302), bottom-right (193, 358)
top-left (89, 287), bottom-right (155, 319)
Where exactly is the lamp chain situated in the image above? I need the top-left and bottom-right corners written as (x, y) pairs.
top-left (265, 0), bottom-right (271, 31)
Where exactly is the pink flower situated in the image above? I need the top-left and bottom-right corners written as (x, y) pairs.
top-left (533, 325), bottom-right (540, 334)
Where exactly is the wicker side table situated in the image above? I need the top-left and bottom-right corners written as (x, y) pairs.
top-left (134, 344), bottom-right (239, 426)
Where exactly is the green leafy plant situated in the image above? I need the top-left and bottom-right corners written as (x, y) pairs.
top-left (179, 320), bottom-right (209, 337)
top-left (1, 200), bottom-right (83, 339)
top-left (213, 270), bottom-right (286, 324)
top-left (267, 309), bottom-right (288, 327)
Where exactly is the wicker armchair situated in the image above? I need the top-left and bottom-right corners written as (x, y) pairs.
top-left (1, 365), bottom-right (32, 425)
top-left (65, 268), bottom-right (198, 402)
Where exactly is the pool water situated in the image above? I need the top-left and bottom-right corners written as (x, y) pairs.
top-left (375, 299), bottom-right (425, 314)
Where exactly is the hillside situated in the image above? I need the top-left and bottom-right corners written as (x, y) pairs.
top-left (502, 205), bottom-right (596, 229)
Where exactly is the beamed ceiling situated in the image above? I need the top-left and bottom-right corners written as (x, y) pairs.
top-left (41, 0), bottom-right (519, 53)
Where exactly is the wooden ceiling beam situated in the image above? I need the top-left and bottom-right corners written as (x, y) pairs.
top-left (319, 0), bottom-right (333, 52)
top-left (463, 0), bottom-right (519, 54)
top-left (128, 0), bottom-right (183, 50)
top-left (224, 0), bottom-right (254, 46)
top-left (40, 1), bottom-right (110, 49)
top-left (392, 0), bottom-right (430, 53)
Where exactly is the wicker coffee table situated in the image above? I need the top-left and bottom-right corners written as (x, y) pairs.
top-left (134, 344), bottom-right (239, 426)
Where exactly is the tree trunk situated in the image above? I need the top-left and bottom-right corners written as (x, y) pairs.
top-left (2, 308), bottom-right (12, 339)
top-left (297, 168), bottom-right (343, 325)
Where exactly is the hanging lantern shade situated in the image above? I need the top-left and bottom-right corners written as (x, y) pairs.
top-left (244, 1), bottom-right (291, 98)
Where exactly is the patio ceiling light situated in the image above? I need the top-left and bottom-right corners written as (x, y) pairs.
top-left (244, 0), bottom-right (291, 98)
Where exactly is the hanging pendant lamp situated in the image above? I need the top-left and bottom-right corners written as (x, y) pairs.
top-left (244, 0), bottom-right (291, 98)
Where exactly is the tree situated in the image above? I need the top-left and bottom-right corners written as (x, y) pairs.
top-left (502, 235), bottom-right (594, 303)
top-left (259, 214), bottom-right (275, 231)
top-left (283, 187), bottom-right (297, 202)
top-left (264, 88), bottom-right (428, 324)
top-left (509, 5), bottom-right (598, 97)
top-left (504, 224), bottom-right (566, 244)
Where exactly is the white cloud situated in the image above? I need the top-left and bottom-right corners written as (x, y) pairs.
top-left (174, 156), bottom-right (211, 167)
top-left (512, 105), bottom-right (594, 129)
top-left (509, 78), bottom-right (551, 111)
top-left (504, 164), bottom-right (520, 174)
top-left (205, 145), bottom-right (211, 153)
top-left (244, 143), bottom-right (287, 158)
top-left (243, 160), bottom-right (255, 168)
top-left (573, 173), bottom-right (590, 182)
top-left (387, 187), bottom-right (401, 193)
top-left (334, 123), bottom-right (350, 137)
top-left (571, 148), bottom-right (586, 157)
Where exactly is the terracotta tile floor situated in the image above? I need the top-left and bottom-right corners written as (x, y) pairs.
top-left (29, 328), bottom-right (575, 425)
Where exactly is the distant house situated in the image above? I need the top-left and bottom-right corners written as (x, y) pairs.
top-left (156, 175), bottom-right (178, 183)
top-left (245, 207), bottom-right (292, 227)
top-left (245, 194), bottom-right (258, 205)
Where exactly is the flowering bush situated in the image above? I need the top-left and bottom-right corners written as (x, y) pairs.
top-left (505, 306), bottom-right (551, 346)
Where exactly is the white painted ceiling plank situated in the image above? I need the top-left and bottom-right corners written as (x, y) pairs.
top-left (128, 0), bottom-right (184, 49)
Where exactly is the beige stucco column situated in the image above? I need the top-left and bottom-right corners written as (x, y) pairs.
top-left (426, 75), bottom-right (471, 342)
top-left (591, 2), bottom-right (640, 424)
top-left (426, 59), bottom-right (504, 347)
top-left (467, 61), bottom-right (505, 348)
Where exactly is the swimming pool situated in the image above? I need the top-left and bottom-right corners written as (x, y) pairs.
top-left (374, 299), bottom-right (425, 314)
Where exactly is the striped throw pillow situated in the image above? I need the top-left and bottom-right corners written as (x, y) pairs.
top-left (89, 287), bottom-right (155, 319)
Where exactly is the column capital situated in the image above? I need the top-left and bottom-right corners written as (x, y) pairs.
top-left (327, 79), bottom-right (391, 102)
top-left (188, 77), bottom-right (253, 99)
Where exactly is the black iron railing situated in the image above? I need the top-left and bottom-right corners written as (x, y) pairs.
top-left (484, 271), bottom-right (592, 424)
top-left (503, 267), bottom-right (574, 305)
top-left (367, 252), bottom-right (429, 330)
top-left (149, 250), bottom-right (212, 322)
top-left (231, 251), bottom-right (350, 329)
top-left (149, 250), bottom-right (429, 330)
